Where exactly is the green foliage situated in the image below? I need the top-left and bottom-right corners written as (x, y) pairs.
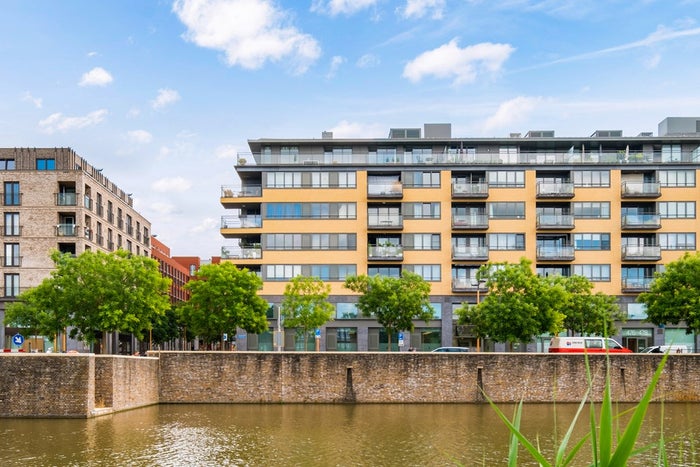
top-left (5, 250), bottom-right (171, 346)
top-left (457, 258), bottom-right (566, 345)
top-left (280, 276), bottom-right (334, 350)
top-left (638, 252), bottom-right (700, 333)
top-left (181, 262), bottom-right (268, 345)
top-left (344, 271), bottom-right (432, 350)
top-left (553, 275), bottom-right (625, 337)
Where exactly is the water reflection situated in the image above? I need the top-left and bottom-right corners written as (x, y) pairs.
top-left (2, 403), bottom-right (700, 466)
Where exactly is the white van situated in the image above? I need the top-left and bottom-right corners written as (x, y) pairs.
top-left (548, 336), bottom-right (632, 353)
top-left (640, 345), bottom-right (691, 354)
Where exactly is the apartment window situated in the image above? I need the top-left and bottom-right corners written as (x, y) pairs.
top-left (126, 240), bottom-right (132, 253)
top-left (499, 146), bottom-right (518, 164)
top-left (96, 193), bottom-right (103, 217)
top-left (367, 266), bottom-right (401, 278)
top-left (659, 202), bottom-right (695, 219)
top-left (573, 202), bottom-right (610, 219)
top-left (404, 171), bottom-right (440, 187)
top-left (659, 170), bottom-right (695, 187)
top-left (4, 243), bottom-right (20, 266)
top-left (3, 182), bottom-right (20, 206)
top-left (659, 233), bottom-right (696, 250)
top-left (574, 233), bottom-right (611, 250)
top-left (369, 147), bottom-right (398, 164)
top-left (36, 158), bottom-right (56, 170)
top-left (405, 264), bottom-right (441, 281)
top-left (4, 273), bottom-right (19, 297)
top-left (572, 171), bottom-right (610, 187)
top-left (266, 172), bottom-right (302, 188)
top-left (265, 264), bottom-right (356, 281)
top-left (126, 215), bottom-right (133, 235)
top-left (488, 171), bottom-right (525, 187)
top-left (489, 202), bottom-right (525, 219)
top-left (4, 213), bottom-right (20, 236)
top-left (404, 233), bottom-right (440, 250)
top-left (661, 144), bottom-right (682, 162)
top-left (403, 202), bottom-right (440, 219)
top-left (265, 203), bottom-right (356, 219)
top-left (96, 222), bottom-right (103, 246)
top-left (0, 159), bottom-right (15, 170)
top-left (488, 233), bottom-right (525, 250)
top-left (336, 303), bottom-right (359, 319)
top-left (573, 264), bottom-right (611, 282)
top-left (107, 201), bottom-right (114, 223)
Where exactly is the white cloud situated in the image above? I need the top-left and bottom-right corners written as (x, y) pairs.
top-left (403, 39), bottom-right (515, 85)
top-left (127, 107), bottom-right (141, 118)
top-left (151, 176), bottom-right (193, 193)
top-left (38, 109), bottom-right (108, 133)
top-left (328, 120), bottom-right (386, 138)
top-left (151, 88), bottom-right (181, 110)
top-left (643, 52), bottom-right (661, 69)
top-left (400, 0), bottom-right (445, 19)
top-left (311, 0), bottom-right (378, 16)
top-left (126, 129), bottom-right (153, 144)
top-left (190, 217), bottom-right (220, 234)
top-left (326, 55), bottom-right (346, 78)
top-left (356, 53), bottom-right (380, 68)
top-left (215, 144), bottom-right (239, 159)
top-left (149, 201), bottom-right (178, 215)
top-left (483, 96), bottom-right (543, 131)
top-left (173, 0), bottom-right (321, 74)
top-left (78, 67), bottom-right (114, 87)
top-left (22, 91), bottom-right (42, 109)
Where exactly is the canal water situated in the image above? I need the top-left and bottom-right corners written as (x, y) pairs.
top-left (1, 403), bottom-right (699, 466)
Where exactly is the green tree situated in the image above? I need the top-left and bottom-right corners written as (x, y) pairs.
top-left (5, 250), bottom-right (171, 351)
top-left (638, 252), bottom-right (700, 333)
top-left (181, 262), bottom-right (268, 348)
top-left (280, 276), bottom-right (334, 350)
top-left (553, 274), bottom-right (624, 336)
top-left (344, 271), bottom-right (432, 351)
top-left (457, 258), bottom-right (565, 348)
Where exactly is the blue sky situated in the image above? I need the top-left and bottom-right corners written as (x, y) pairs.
top-left (2, 0), bottom-right (700, 258)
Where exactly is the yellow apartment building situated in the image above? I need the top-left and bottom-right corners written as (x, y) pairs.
top-left (220, 118), bottom-right (700, 352)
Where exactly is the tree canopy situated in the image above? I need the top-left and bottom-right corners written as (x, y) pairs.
top-left (5, 250), bottom-right (171, 348)
top-left (180, 262), bottom-right (269, 346)
top-left (279, 276), bottom-right (334, 350)
top-left (638, 252), bottom-right (700, 333)
top-left (344, 271), bottom-right (433, 350)
top-left (553, 274), bottom-right (624, 337)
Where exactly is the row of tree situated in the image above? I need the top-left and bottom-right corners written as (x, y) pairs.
top-left (6, 250), bottom-right (700, 352)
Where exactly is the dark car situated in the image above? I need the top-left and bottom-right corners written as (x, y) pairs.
top-left (431, 347), bottom-right (470, 352)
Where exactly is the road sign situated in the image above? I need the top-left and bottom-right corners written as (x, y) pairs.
top-left (398, 332), bottom-right (404, 347)
top-left (12, 333), bottom-right (24, 346)
top-left (315, 329), bottom-right (321, 338)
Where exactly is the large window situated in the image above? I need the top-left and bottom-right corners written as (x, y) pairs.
top-left (336, 303), bottom-right (359, 319)
top-left (4, 213), bottom-right (20, 236)
top-left (367, 266), bottom-right (401, 278)
top-left (659, 233), bottom-right (696, 250)
top-left (403, 202), bottom-right (440, 219)
top-left (404, 264), bottom-right (441, 281)
top-left (488, 233), bottom-right (525, 250)
top-left (3, 243), bottom-right (20, 266)
top-left (4, 273), bottom-right (19, 297)
top-left (488, 171), bottom-right (525, 187)
top-left (264, 233), bottom-right (356, 250)
top-left (3, 182), bottom-right (20, 206)
top-left (572, 171), bottom-right (610, 187)
top-left (659, 170), bottom-right (695, 187)
top-left (574, 233), bottom-right (611, 250)
top-left (573, 264), bottom-right (611, 282)
top-left (489, 202), bottom-right (525, 219)
top-left (661, 144), bottom-right (681, 162)
top-left (265, 203), bottom-right (356, 219)
top-left (659, 202), bottom-right (695, 218)
top-left (403, 171), bottom-right (440, 187)
top-left (36, 158), bottom-right (56, 170)
top-left (333, 327), bottom-right (358, 351)
top-left (264, 264), bottom-right (355, 281)
top-left (265, 171), bottom-right (356, 188)
top-left (0, 159), bottom-right (15, 170)
top-left (403, 233), bottom-right (440, 250)
top-left (573, 202), bottom-right (610, 218)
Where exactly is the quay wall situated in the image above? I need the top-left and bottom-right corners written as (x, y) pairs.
top-left (3, 352), bottom-right (700, 418)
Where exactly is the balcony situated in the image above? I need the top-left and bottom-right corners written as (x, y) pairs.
top-left (452, 278), bottom-right (488, 292)
top-left (621, 214), bottom-right (661, 229)
top-left (536, 246), bottom-right (575, 261)
top-left (536, 182), bottom-right (574, 198)
top-left (621, 278), bottom-right (654, 292)
top-left (221, 185), bottom-right (262, 198)
top-left (368, 244), bottom-right (404, 260)
top-left (452, 182), bottom-right (488, 198)
top-left (452, 214), bottom-right (489, 230)
top-left (367, 215), bottom-right (403, 229)
top-left (221, 215), bottom-right (263, 229)
top-left (452, 245), bottom-right (489, 260)
top-left (367, 182), bottom-right (403, 198)
top-left (621, 182), bottom-right (661, 198)
top-left (56, 192), bottom-right (77, 206)
top-left (621, 245), bottom-right (661, 261)
top-left (56, 223), bottom-right (77, 236)
top-left (536, 214), bottom-right (574, 230)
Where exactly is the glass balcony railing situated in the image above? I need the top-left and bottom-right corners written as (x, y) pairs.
top-left (368, 245), bottom-right (403, 260)
top-left (452, 214), bottom-right (489, 229)
top-left (367, 183), bottom-right (403, 198)
top-left (367, 215), bottom-right (402, 229)
top-left (221, 185), bottom-right (262, 198)
top-left (621, 245), bottom-right (662, 260)
top-left (536, 182), bottom-right (574, 198)
top-left (536, 246), bottom-right (575, 261)
top-left (56, 223), bottom-right (77, 236)
top-left (56, 192), bottom-right (77, 206)
top-left (622, 278), bottom-right (654, 292)
top-left (452, 245), bottom-right (489, 260)
top-left (536, 214), bottom-right (574, 229)
top-left (221, 215), bottom-right (262, 229)
top-left (621, 214), bottom-right (661, 229)
top-left (452, 278), bottom-right (487, 292)
top-left (451, 182), bottom-right (488, 198)
top-left (621, 182), bottom-right (661, 198)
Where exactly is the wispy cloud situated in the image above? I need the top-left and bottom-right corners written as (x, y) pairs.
top-left (151, 88), bottom-right (180, 110)
top-left (483, 96), bottom-right (543, 131)
top-left (311, 0), bottom-right (378, 16)
top-left (79, 67), bottom-right (113, 86)
top-left (356, 53), bottom-right (380, 68)
top-left (151, 176), bottom-right (193, 193)
top-left (403, 39), bottom-right (515, 85)
top-left (126, 129), bottom-right (153, 144)
top-left (399, 0), bottom-right (445, 19)
top-left (215, 144), bottom-right (239, 159)
top-left (326, 55), bottom-right (346, 78)
top-left (38, 109), bottom-right (108, 133)
top-left (22, 91), bottom-right (42, 109)
top-left (173, 0), bottom-right (321, 74)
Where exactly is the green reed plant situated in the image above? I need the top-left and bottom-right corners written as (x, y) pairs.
top-left (483, 351), bottom-right (670, 466)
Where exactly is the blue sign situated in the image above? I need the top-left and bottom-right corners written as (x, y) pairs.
top-left (12, 333), bottom-right (24, 346)
top-left (398, 332), bottom-right (404, 340)
top-left (315, 329), bottom-right (321, 338)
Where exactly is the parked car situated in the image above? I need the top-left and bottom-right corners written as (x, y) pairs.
top-left (640, 345), bottom-right (691, 354)
top-left (548, 336), bottom-right (632, 353)
top-left (431, 347), bottom-right (470, 352)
